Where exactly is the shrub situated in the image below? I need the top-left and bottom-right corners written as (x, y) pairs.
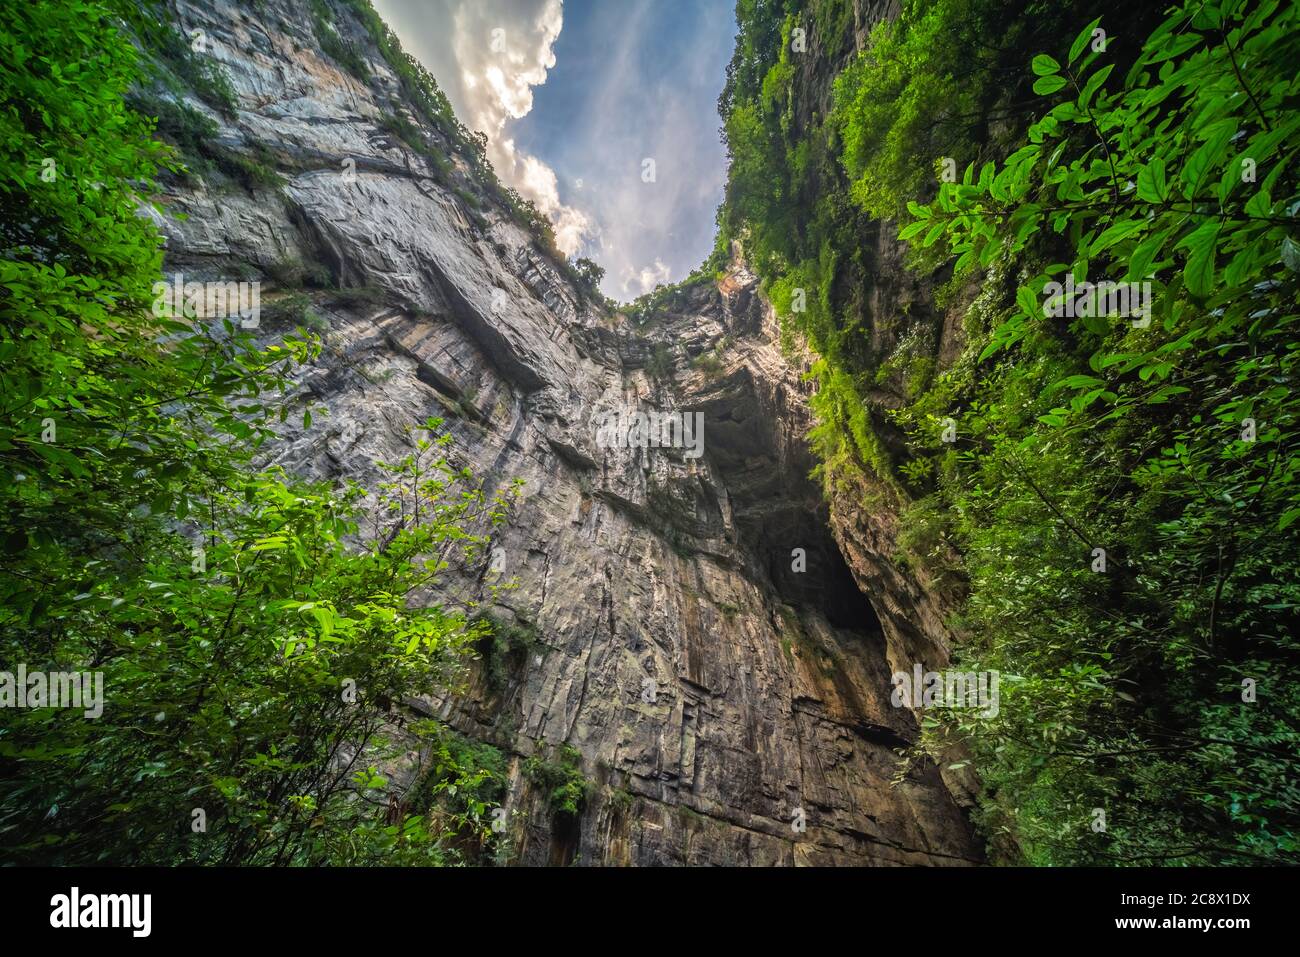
top-left (691, 350), bottom-right (724, 379)
top-left (645, 342), bottom-right (674, 380)
top-left (211, 141), bottom-right (286, 191)
top-left (523, 746), bottom-right (591, 817)
top-left (310, 0), bottom-right (371, 82)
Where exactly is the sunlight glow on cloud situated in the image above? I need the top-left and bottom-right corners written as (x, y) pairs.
top-left (373, 0), bottom-right (732, 301)
top-left (628, 258), bottom-right (672, 297)
top-left (508, 0), bottom-right (734, 300)
top-left (374, 0), bottom-right (592, 256)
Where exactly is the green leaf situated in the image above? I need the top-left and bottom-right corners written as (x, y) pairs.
top-left (1032, 74), bottom-right (1067, 95)
top-left (1282, 237), bottom-right (1300, 274)
top-left (898, 220), bottom-right (929, 241)
top-left (1079, 64), bottom-right (1114, 108)
top-left (1127, 227), bottom-right (1173, 281)
top-left (1016, 285), bottom-right (1039, 318)
top-left (1177, 220), bottom-right (1220, 297)
top-left (1136, 158), bottom-right (1168, 203)
top-left (1089, 219), bottom-right (1144, 256)
top-left (1047, 374), bottom-right (1105, 397)
top-left (1244, 188), bottom-right (1272, 219)
top-left (1069, 17), bottom-right (1103, 64)
top-left (1031, 54), bottom-right (1061, 76)
top-left (1181, 119), bottom-right (1236, 199)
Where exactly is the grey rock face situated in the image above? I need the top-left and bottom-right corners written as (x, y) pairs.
top-left (156, 0), bottom-right (979, 865)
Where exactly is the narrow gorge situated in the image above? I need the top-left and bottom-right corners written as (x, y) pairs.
top-left (7, 0), bottom-right (1293, 873)
top-left (148, 0), bottom-right (980, 865)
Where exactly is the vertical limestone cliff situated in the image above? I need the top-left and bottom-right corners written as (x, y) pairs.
top-left (151, 0), bottom-right (980, 865)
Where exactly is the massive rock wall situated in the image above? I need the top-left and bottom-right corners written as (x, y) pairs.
top-left (154, 0), bottom-right (979, 865)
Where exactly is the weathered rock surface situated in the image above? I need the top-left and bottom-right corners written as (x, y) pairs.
top-left (155, 0), bottom-right (980, 865)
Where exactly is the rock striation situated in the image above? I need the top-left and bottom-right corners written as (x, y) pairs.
top-left (154, 0), bottom-right (980, 865)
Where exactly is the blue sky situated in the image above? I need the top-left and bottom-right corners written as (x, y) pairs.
top-left (371, 0), bottom-right (735, 300)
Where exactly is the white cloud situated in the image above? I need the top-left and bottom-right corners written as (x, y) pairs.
top-left (517, 151), bottom-right (589, 253)
top-left (373, 0), bottom-right (733, 299)
top-left (621, 258), bottom-right (672, 298)
top-left (374, 0), bottom-right (592, 256)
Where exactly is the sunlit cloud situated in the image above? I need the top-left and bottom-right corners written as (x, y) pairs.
top-left (623, 258), bottom-right (672, 298)
top-left (373, 0), bottom-right (733, 299)
top-left (374, 0), bottom-right (592, 256)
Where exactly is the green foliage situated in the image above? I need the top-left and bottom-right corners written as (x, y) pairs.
top-left (718, 0), bottom-right (907, 495)
top-left (262, 292), bottom-right (325, 331)
top-left (608, 788), bottom-right (633, 814)
top-left (894, 0), bottom-right (1300, 865)
top-left (720, 0), bottom-right (1300, 864)
top-left (127, 90), bottom-right (286, 192)
top-left (691, 349), bottom-right (725, 379)
top-left (718, 0), bottom-right (1151, 497)
top-left (377, 110), bottom-right (453, 178)
top-left (121, 3), bottom-right (239, 117)
top-left (1, 452), bottom-right (514, 865)
top-left (622, 266), bottom-right (716, 320)
top-left (473, 613), bottom-right (541, 693)
top-left (403, 723), bottom-right (510, 861)
top-left (338, 0), bottom-right (468, 150)
top-left (327, 284), bottom-right (393, 309)
top-left (571, 256), bottom-right (607, 304)
top-left (833, 0), bottom-right (1059, 223)
top-left (125, 90), bottom-right (218, 160)
top-left (265, 254), bottom-right (333, 289)
top-left (645, 342), bottom-right (674, 380)
top-left (213, 140), bottom-right (287, 192)
top-left (523, 745), bottom-right (591, 817)
top-left (310, 0), bottom-right (372, 82)
top-left (0, 1), bottom-right (517, 866)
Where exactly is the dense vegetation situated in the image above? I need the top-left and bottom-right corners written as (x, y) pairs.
top-left (4, 0), bottom-right (1295, 869)
top-left (0, 0), bottom-right (517, 864)
top-left (718, 0), bottom-right (1299, 863)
